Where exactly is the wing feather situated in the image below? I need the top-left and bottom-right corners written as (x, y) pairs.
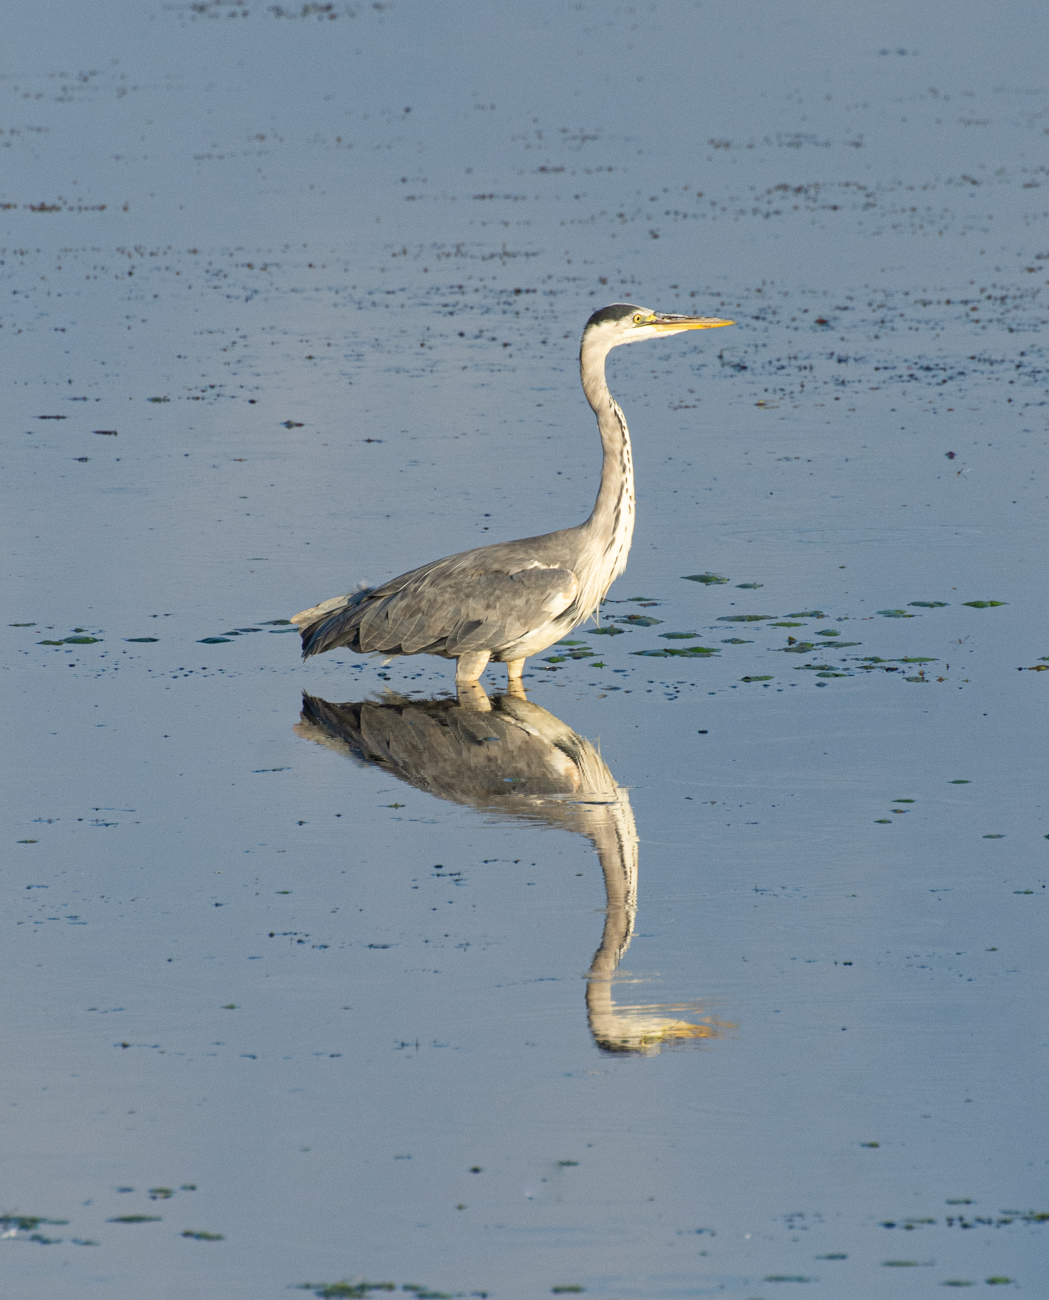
top-left (301, 564), bottom-right (579, 659)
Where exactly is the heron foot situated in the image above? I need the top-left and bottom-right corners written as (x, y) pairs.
top-left (455, 650), bottom-right (492, 710)
top-left (505, 656), bottom-right (527, 699)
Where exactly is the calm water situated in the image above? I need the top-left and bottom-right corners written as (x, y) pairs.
top-left (3, 2), bottom-right (1047, 1296)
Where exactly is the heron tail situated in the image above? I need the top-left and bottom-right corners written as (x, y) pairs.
top-left (300, 586), bottom-right (375, 659)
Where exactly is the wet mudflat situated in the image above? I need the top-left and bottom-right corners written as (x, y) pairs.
top-left (2, 2), bottom-right (1047, 1296)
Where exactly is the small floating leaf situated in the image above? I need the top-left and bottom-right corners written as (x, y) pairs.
top-left (900, 656), bottom-right (937, 663)
top-left (950, 779), bottom-right (971, 784)
top-left (909, 601), bottom-right (949, 608)
top-left (682, 572), bottom-right (728, 584)
top-left (786, 610), bottom-right (825, 618)
top-left (986, 1279), bottom-right (1012, 1286)
top-left (198, 637), bottom-right (232, 644)
top-left (262, 618), bottom-right (293, 625)
top-left (37, 640), bottom-right (65, 646)
top-left (556, 640), bottom-right (586, 646)
top-left (551, 1289), bottom-right (585, 1295)
top-left (181, 1230), bottom-right (224, 1240)
top-left (125, 637), bottom-right (159, 643)
top-left (877, 609), bottom-right (915, 618)
top-left (770, 621), bottom-right (806, 627)
top-left (818, 629), bottom-right (840, 636)
top-left (721, 638), bottom-right (753, 644)
top-left (983, 834), bottom-right (1005, 839)
top-left (147, 396), bottom-right (170, 403)
top-left (874, 819), bottom-right (892, 823)
top-left (543, 656), bottom-right (566, 663)
top-left (717, 614), bottom-right (776, 622)
top-left (107, 1215), bottom-right (161, 1223)
top-left (281, 420), bottom-right (305, 428)
top-left (63, 636), bottom-right (100, 644)
top-left (736, 582), bottom-right (763, 589)
top-left (660, 632), bottom-right (703, 639)
top-left (741, 675), bottom-right (773, 682)
top-left (590, 626), bottom-right (625, 635)
top-left (617, 614), bottom-right (663, 626)
top-left (962, 600), bottom-right (1006, 608)
top-left (763, 1277), bottom-right (814, 1284)
top-left (816, 1254), bottom-right (847, 1260)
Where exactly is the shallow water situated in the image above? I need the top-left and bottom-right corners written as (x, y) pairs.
top-left (2, 2), bottom-right (1047, 1296)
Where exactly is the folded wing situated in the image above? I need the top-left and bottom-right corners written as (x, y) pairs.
top-left (300, 564), bottom-right (579, 659)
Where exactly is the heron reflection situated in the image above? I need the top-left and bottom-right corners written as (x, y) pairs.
top-left (295, 691), bottom-right (730, 1055)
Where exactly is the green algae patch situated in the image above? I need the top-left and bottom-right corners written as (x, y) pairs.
top-left (682, 572), bottom-right (728, 584)
top-left (962, 600), bottom-right (1006, 608)
top-left (297, 1285), bottom-right (396, 1298)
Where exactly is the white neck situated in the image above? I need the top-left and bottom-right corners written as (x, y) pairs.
top-left (577, 330), bottom-right (636, 606)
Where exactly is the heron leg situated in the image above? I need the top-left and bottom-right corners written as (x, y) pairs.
top-left (455, 650), bottom-right (492, 710)
top-left (455, 649), bottom-right (491, 683)
top-left (505, 656), bottom-right (527, 699)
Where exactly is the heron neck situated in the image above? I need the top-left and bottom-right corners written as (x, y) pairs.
top-left (579, 338), bottom-right (636, 571)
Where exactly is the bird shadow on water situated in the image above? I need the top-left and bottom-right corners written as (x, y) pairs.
top-left (295, 690), bottom-right (733, 1056)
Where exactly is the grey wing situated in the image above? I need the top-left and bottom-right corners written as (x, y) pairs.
top-left (301, 565), bottom-right (578, 659)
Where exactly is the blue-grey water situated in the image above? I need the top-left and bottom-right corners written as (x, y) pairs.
top-left (2, 2), bottom-right (1047, 1296)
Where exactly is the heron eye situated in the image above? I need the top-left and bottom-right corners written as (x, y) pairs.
top-left (632, 313), bottom-right (643, 324)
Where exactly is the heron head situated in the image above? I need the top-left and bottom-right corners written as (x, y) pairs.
top-left (583, 302), bottom-right (734, 352)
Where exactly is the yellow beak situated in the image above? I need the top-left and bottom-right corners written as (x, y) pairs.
top-left (650, 313), bottom-right (735, 331)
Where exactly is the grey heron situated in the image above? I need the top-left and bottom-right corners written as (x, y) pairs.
top-left (292, 303), bottom-right (733, 695)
